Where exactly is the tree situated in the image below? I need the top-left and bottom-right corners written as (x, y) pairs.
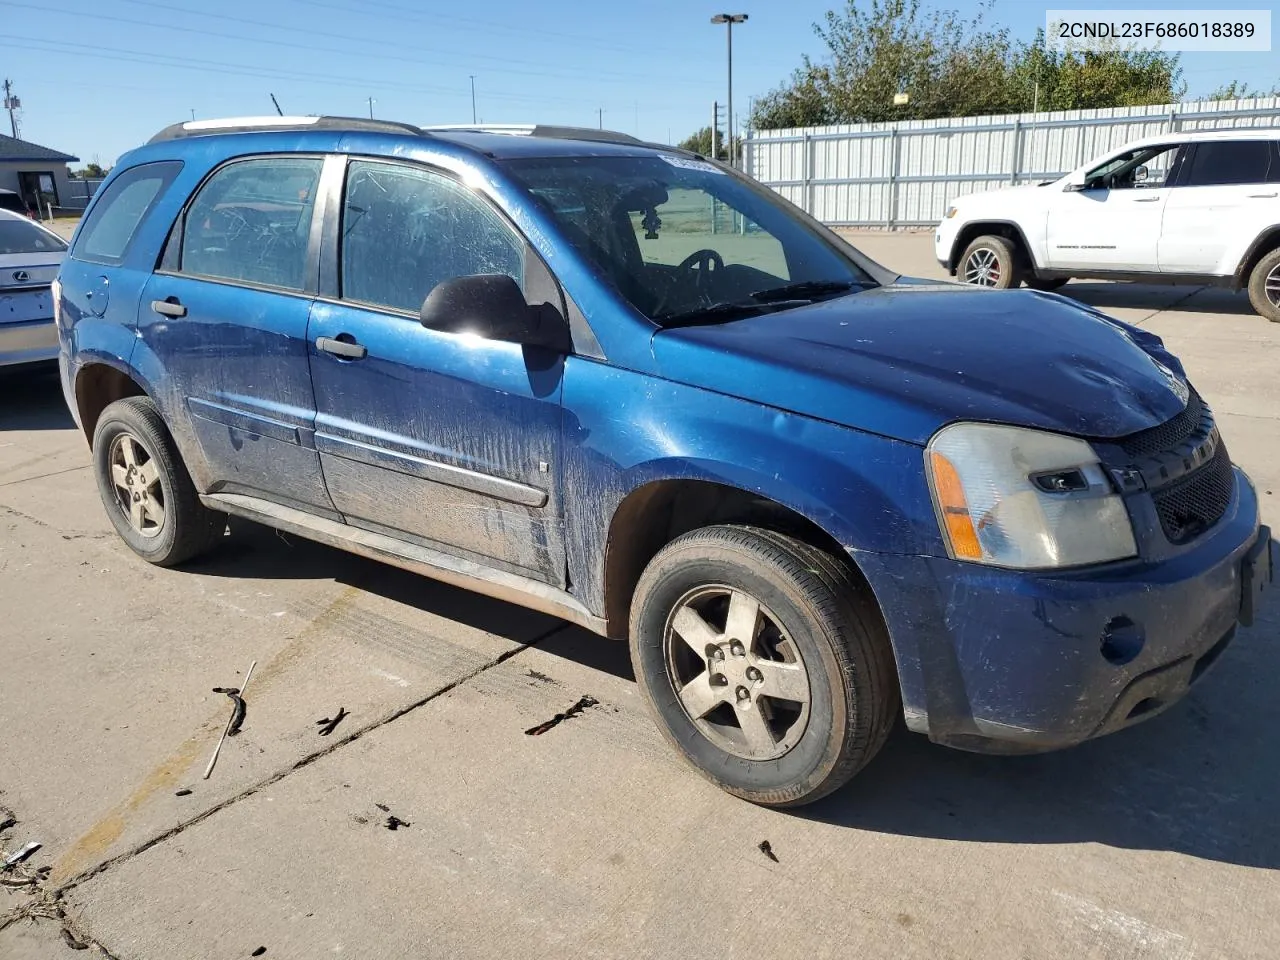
top-left (1207, 80), bottom-right (1280, 100)
top-left (72, 162), bottom-right (108, 179)
top-left (751, 0), bottom-right (1185, 130)
top-left (677, 126), bottom-right (730, 160)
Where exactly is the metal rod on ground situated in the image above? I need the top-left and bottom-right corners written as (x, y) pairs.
top-left (203, 659), bottom-right (257, 780)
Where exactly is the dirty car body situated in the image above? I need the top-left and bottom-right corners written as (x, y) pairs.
top-left (55, 117), bottom-right (1271, 804)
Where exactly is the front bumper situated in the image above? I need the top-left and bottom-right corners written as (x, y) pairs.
top-left (0, 317), bottom-right (58, 367)
top-left (858, 468), bottom-right (1269, 754)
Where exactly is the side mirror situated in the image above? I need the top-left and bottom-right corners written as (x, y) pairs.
top-left (1132, 164), bottom-right (1149, 183)
top-left (420, 274), bottom-right (570, 352)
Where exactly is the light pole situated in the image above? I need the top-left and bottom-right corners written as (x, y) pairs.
top-left (367, 97), bottom-right (375, 120)
top-left (711, 13), bottom-right (747, 167)
top-left (469, 75), bottom-right (477, 124)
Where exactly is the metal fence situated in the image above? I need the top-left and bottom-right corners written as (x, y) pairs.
top-left (60, 177), bottom-right (104, 210)
top-left (744, 97), bottom-right (1280, 229)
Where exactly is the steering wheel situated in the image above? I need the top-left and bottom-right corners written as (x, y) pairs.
top-left (653, 248), bottom-right (725, 316)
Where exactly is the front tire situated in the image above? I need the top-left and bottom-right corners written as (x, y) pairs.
top-left (959, 235), bottom-right (1022, 289)
top-left (1246, 247), bottom-right (1280, 322)
top-left (629, 525), bottom-right (899, 807)
top-left (92, 397), bottom-right (225, 566)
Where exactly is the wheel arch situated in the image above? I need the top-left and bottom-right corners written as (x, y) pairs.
top-left (1233, 226), bottom-right (1280, 289)
top-left (950, 220), bottom-right (1036, 275)
top-left (73, 357), bottom-right (152, 445)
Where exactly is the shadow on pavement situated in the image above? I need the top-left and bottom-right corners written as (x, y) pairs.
top-left (1061, 282), bottom-right (1257, 317)
top-left (809, 600), bottom-right (1280, 871)
top-left (0, 363), bottom-right (75, 431)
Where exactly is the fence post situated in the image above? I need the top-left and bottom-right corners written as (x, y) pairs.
top-left (885, 128), bottom-right (898, 229)
top-left (802, 133), bottom-right (814, 218)
top-left (1009, 117), bottom-right (1022, 185)
top-left (1167, 108), bottom-right (1178, 135)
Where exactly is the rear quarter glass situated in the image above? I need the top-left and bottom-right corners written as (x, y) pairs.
top-left (72, 161), bottom-right (184, 266)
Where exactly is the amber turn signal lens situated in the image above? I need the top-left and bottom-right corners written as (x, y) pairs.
top-left (928, 450), bottom-right (983, 560)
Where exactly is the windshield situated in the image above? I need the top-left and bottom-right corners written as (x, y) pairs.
top-left (0, 218), bottom-right (67, 256)
top-left (503, 154), bottom-right (875, 325)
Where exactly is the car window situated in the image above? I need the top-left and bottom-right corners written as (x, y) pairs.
top-left (73, 161), bottom-right (182, 265)
top-left (340, 160), bottom-right (524, 314)
top-left (0, 218), bottom-right (67, 255)
top-left (1183, 141), bottom-right (1273, 187)
top-left (1086, 145), bottom-right (1179, 190)
top-left (625, 187), bottom-right (790, 280)
top-left (178, 156), bottom-right (322, 292)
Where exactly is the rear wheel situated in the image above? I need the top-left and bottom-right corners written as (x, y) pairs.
top-left (1246, 247), bottom-right (1280, 322)
top-left (629, 525), bottom-right (899, 807)
top-left (92, 397), bottom-right (225, 566)
top-left (959, 235), bottom-right (1022, 289)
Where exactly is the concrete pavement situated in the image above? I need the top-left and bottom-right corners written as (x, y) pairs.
top-left (1, 232), bottom-right (1277, 959)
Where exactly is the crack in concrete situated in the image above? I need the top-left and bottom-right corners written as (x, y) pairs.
top-left (0, 463), bottom-right (91, 489)
top-left (54, 621), bottom-right (572, 902)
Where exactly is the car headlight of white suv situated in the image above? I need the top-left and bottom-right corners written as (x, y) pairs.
top-left (925, 422), bottom-right (1137, 569)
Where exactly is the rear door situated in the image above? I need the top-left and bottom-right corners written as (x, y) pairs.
top-left (307, 157), bottom-right (568, 583)
top-left (1045, 143), bottom-right (1185, 271)
top-left (137, 153), bottom-right (337, 515)
top-left (1159, 139), bottom-right (1278, 275)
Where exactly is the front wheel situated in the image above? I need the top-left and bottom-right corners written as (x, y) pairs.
top-left (1247, 247), bottom-right (1280, 322)
top-left (958, 235), bottom-right (1022, 289)
top-left (629, 525), bottom-right (900, 807)
top-left (92, 397), bottom-right (226, 566)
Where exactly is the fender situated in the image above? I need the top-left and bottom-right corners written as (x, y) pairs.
top-left (950, 218), bottom-right (1043, 272)
top-left (1231, 225), bottom-right (1280, 287)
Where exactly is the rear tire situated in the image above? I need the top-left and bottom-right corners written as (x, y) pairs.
top-left (628, 525), bottom-right (899, 807)
top-left (1246, 247), bottom-right (1280, 322)
top-left (959, 235), bottom-right (1022, 289)
top-left (92, 396), bottom-right (225, 567)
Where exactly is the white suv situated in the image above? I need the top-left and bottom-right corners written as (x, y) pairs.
top-left (935, 130), bottom-right (1280, 320)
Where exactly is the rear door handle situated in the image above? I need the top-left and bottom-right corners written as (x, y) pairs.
top-left (1249, 192), bottom-right (1278, 198)
top-left (1132, 195), bottom-right (1162, 202)
top-left (315, 336), bottom-right (367, 360)
top-left (151, 297), bottom-right (187, 318)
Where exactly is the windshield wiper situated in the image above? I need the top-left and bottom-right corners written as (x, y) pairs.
top-left (655, 300), bottom-right (776, 328)
top-left (748, 279), bottom-right (862, 303)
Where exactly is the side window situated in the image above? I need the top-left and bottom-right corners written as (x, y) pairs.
top-left (1183, 141), bottom-right (1272, 187)
top-left (340, 160), bottom-right (524, 314)
top-left (1086, 145), bottom-right (1180, 190)
top-left (177, 156), bottom-right (323, 292)
top-left (73, 161), bottom-right (182, 265)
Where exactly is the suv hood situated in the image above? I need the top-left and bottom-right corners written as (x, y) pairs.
top-left (651, 283), bottom-right (1188, 445)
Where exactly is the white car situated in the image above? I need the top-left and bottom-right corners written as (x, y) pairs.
top-left (0, 209), bottom-right (68, 368)
top-left (935, 129), bottom-right (1280, 320)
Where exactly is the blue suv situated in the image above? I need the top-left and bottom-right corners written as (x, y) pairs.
top-left (56, 117), bottom-right (1272, 806)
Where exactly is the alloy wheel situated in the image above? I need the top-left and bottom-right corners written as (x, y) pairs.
top-left (108, 433), bottom-right (166, 538)
top-left (964, 247), bottom-right (1001, 286)
top-left (1266, 262), bottom-right (1280, 308)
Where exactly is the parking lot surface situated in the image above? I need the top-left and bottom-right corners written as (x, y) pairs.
top-left (1, 232), bottom-right (1277, 959)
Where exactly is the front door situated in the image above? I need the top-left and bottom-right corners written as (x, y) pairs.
top-left (308, 157), bottom-right (567, 583)
top-left (137, 154), bottom-right (336, 515)
top-left (1046, 143), bottom-right (1184, 271)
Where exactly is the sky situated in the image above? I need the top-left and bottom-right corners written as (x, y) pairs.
top-left (3, 0), bottom-right (1278, 167)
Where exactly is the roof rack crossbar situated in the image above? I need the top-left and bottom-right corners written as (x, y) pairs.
top-left (148, 115), bottom-right (427, 144)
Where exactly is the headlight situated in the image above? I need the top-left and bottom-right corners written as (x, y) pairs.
top-left (944, 206), bottom-right (959, 219)
top-left (926, 422), bottom-right (1136, 569)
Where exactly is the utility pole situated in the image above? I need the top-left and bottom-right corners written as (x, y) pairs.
top-left (367, 97), bottom-right (376, 120)
top-left (469, 75), bottom-right (477, 124)
top-left (597, 107), bottom-right (603, 130)
top-left (711, 101), bottom-right (719, 158)
top-left (3, 78), bottom-right (20, 139)
top-left (711, 14), bottom-right (748, 167)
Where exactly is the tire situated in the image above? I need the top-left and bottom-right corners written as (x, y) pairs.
top-left (1246, 247), bottom-right (1280, 322)
top-left (958, 234), bottom-right (1023, 289)
top-left (1025, 276), bottom-right (1068, 292)
top-left (92, 396), bottom-right (225, 566)
top-left (628, 525), bottom-right (899, 807)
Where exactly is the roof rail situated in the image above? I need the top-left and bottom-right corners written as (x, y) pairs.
top-left (422, 124), bottom-right (646, 146)
top-left (148, 115), bottom-right (426, 144)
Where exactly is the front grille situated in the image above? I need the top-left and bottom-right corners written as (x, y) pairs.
top-left (1152, 445), bottom-right (1234, 544)
top-left (1117, 390), bottom-right (1203, 459)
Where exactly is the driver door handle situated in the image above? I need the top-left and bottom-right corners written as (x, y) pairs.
top-left (151, 297), bottom-right (187, 318)
top-left (1132, 195), bottom-right (1162, 202)
top-left (316, 336), bottom-right (367, 360)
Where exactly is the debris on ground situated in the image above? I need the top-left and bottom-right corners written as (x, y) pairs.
top-left (203, 660), bottom-right (257, 780)
top-left (174, 789), bottom-right (193, 797)
top-left (758, 840), bottom-right (779, 863)
top-left (2, 841), bottom-right (41, 870)
top-left (251, 947), bottom-right (267, 957)
top-left (61, 927), bottom-right (89, 950)
top-left (374, 803), bottom-right (389, 813)
top-left (385, 816), bottom-right (410, 831)
top-left (0, 816), bottom-right (15, 834)
top-left (315, 707), bottom-right (348, 737)
top-left (524, 696), bottom-right (600, 736)
top-left (526, 670), bottom-right (556, 685)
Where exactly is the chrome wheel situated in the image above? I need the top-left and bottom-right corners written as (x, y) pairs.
top-left (963, 247), bottom-right (1001, 286)
top-left (108, 433), bottom-right (165, 538)
top-left (1266, 262), bottom-right (1280, 307)
top-left (663, 585), bottom-right (811, 761)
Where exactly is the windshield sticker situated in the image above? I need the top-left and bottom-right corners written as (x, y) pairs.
top-left (660, 155), bottom-right (726, 175)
